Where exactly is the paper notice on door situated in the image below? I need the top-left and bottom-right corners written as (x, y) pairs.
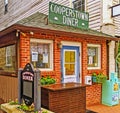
top-left (43, 53), bottom-right (48, 63)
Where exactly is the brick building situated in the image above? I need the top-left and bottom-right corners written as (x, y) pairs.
top-left (0, 0), bottom-right (120, 107)
top-left (0, 11), bottom-right (120, 106)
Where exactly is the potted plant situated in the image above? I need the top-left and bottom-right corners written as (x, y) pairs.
top-left (92, 72), bottom-right (107, 83)
top-left (40, 76), bottom-right (56, 85)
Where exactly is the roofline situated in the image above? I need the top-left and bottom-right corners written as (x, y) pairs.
top-left (0, 24), bottom-right (120, 41)
top-left (0, 25), bottom-right (18, 37)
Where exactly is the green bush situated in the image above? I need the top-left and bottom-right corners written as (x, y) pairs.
top-left (40, 76), bottom-right (56, 85)
top-left (92, 72), bottom-right (107, 83)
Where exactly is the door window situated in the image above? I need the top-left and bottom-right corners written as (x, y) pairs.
top-left (64, 50), bottom-right (75, 76)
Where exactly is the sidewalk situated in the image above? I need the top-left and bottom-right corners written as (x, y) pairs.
top-left (87, 104), bottom-right (120, 113)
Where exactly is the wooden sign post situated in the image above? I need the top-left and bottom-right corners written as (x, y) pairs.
top-left (18, 63), bottom-right (41, 111)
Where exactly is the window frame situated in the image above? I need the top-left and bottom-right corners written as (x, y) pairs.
top-left (4, 0), bottom-right (8, 14)
top-left (87, 44), bottom-right (101, 70)
top-left (6, 46), bottom-right (12, 66)
top-left (0, 44), bottom-right (17, 73)
top-left (72, 0), bottom-right (86, 11)
top-left (30, 38), bottom-right (53, 71)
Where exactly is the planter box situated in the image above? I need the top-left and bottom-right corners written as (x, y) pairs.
top-left (96, 76), bottom-right (107, 83)
top-left (92, 76), bottom-right (97, 83)
top-left (92, 76), bottom-right (107, 83)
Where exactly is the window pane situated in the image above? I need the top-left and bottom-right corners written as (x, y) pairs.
top-left (73, 0), bottom-right (85, 11)
top-left (4, 0), bottom-right (8, 5)
top-left (65, 64), bottom-right (75, 75)
top-left (4, 0), bottom-right (8, 13)
top-left (30, 42), bottom-right (50, 69)
top-left (64, 51), bottom-right (75, 76)
top-left (0, 45), bottom-right (16, 72)
top-left (87, 47), bottom-right (98, 67)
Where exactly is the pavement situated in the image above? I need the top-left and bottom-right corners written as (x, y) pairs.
top-left (87, 104), bottom-right (120, 113)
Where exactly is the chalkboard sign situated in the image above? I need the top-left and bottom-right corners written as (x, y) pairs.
top-left (21, 63), bottom-right (34, 106)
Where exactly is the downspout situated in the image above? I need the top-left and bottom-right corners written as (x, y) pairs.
top-left (115, 41), bottom-right (120, 78)
top-left (106, 40), bottom-right (110, 77)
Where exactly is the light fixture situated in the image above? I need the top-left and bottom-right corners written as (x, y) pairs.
top-left (30, 31), bottom-right (34, 35)
top-left (57, 42), bottom-right (62, 48)
top-left (20, 32), bottom-right (26, 37)
top-left (16, 30), bottom-right (20, 37)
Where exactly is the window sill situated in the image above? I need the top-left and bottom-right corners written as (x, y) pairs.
top-left (87, 67), bottom-right (101, 70)
top-left (0, 71), bottom-right (17, 77)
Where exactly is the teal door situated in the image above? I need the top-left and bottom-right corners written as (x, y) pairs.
top-left (61, 46), bottom-right (80, 83)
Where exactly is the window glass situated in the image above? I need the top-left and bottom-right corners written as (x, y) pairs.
top-left (72, 0), bottom-right (85, 11)
top-left (64, 51), bottom-right (75, 75)
top-left (30, 40), bottom-right (53, 70)
top-left (87, 44), bottom-right (101, 69)
top-left (0, 45), bottom-right (16, 72)
top-left (4, 0), bottom-right (8, 14)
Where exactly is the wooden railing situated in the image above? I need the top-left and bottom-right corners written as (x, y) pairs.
top-left (0, 75), bottom-right (18, 103)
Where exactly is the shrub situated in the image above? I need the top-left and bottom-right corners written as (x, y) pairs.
top-left (40, 76), bottom-right (56, 85)
top-left (92, 72), bottom-right (107, 83)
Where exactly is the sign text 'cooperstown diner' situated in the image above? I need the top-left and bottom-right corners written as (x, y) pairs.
top-left (49, 2), bottom-right (89, 29)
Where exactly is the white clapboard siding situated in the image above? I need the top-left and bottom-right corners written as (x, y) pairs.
top-left (0, 0), bottom-right (70, 31)
top-left (113, 0), bottom-right (119, 5)
top-left (1, 0), bottom-right (120, 35)
top-left (0, 0), bottom-right (43, 30)
top-left (87, 1), bottom-right (100, 8)
top-left (114, 16), bottom-right (120, 36)
top-left (87, 0), bottom-right (101, 31)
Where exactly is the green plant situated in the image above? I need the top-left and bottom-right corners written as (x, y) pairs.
top-left (92, 72), bottom-right (107, 83)
top-left (8, 100), bottom-right (48, 113)
top-left (9, 99), bottom-right (18, 105)
top-left (35, 111), bottom-right (48, 113)
top-left (18, 103), bottom-right (35, 112)
top-left (40, 76), bottom-right (56, 85)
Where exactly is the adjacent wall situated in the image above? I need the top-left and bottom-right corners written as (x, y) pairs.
top-left (0, 0), bottom-right (70, 31)
top-left (86, 0), bottom-right (101, 31)
top-left (0, 75), bottom-right (18, 102)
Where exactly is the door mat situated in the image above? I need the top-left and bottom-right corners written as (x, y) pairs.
top-left (86, 109), bottom-right (98, 113)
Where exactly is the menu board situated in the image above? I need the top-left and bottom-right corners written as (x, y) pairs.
top-left (23, 81), bottom-right (32, 98)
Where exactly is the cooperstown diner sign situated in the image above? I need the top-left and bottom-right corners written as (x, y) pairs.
top-left (49, 2), bottom-right (89, 29)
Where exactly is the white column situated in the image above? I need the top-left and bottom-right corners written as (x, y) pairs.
top-left (109, 41), bottom-right (115, 73)
top-left (102, 0), bottom-right (113, 24)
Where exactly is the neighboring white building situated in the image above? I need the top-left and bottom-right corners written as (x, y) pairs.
top-left (0, 0), bottom-right (120, 35)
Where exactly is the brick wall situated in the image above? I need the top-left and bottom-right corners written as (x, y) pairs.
top-left (19, 32), bottom-right (107, 106)
top-left (86, 84), bottom-right (102, 106)
top-left (19, 33), bottom-right (30, 68)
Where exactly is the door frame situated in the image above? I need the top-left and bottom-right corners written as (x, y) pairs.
top-left (61, 41), bottom-right (81, 83)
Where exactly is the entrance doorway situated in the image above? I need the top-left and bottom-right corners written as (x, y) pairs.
top-left (61, 46), bottom-right (80, 83)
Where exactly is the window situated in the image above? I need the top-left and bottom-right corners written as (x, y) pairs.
top-left (87, 44), bottom-right (101, 69)
top-left (72, 0), bottom-right (85, 11)
top-left (30, 39), bottom-right (53, 70)
top-left (0, 45), bottom-right (16, 72)
top-left (4, 0), bottom-right (8, 14)
top-left (6, 46), bottom-right (12, 66)
top-left (64, 50), bottom-right (75, 76)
